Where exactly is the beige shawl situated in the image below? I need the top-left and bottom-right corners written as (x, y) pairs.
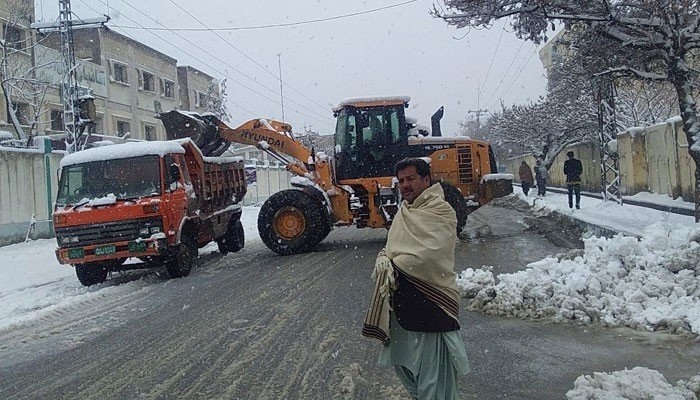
top-left (362, 183), bottom-right (460, 344)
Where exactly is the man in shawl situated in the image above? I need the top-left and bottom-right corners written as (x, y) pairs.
top-left (362, 157), bottom-right (469, 400)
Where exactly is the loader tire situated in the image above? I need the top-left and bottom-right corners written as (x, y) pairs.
top-left (258, 189), bottom-right (326, 255)
top-left (440, 182), bottom-right (469, 234)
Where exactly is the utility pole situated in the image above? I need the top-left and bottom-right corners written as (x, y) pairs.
top-left (594, 73), bottom-right (622, 205)
top-left (277, 53), bottom-right (285, 122)
top-left (466, 108), bottom-right (489, 137)
top-left (31, 0), bottom-right (108, 153)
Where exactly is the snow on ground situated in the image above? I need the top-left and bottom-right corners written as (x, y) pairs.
top-left (567, 367), bottom-right (700, 400)
top-left (458, 192), bottom-right (700, 335)
top-left (458, 190), bottom-right (700, 396)
top-left (3, 190), bottom-right (700, 397)
top-left (0, 207), bottom-right (261, 331)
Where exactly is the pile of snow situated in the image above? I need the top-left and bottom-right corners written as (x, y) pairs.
top-left (457, 223), bottom-right (700, 335)
top-left (567, 367), bottom-right (700, 400)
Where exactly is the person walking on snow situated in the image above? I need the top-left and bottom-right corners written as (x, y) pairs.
top-left (535, 158), bottom-right (549, 196)
top-left (564, 151), bottom-right (583, 209)
top-left (518, 160), bottom-right (534, 196)
top-left (362, 157), bottom-right (469, 400)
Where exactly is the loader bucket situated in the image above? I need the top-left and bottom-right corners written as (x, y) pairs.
top-left (158, 110), bottom-right (231, 157)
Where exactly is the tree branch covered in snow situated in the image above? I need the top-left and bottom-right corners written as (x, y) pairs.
top-left (434, 0), bottom-right (700, 220)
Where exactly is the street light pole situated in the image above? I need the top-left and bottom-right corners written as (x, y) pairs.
top-left (277, 53), bottom-right (285, 122)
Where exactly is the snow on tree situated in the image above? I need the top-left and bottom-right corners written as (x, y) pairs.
top-left (434, 0), bottom-right (700, 220)
top-left (205, 78), bottom-right (230, 122)
top-left (1, 0), bottom-right (53, 146)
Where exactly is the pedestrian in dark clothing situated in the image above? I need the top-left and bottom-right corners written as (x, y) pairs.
top-left (519, 160), bottom-right (534, 196)
top-left (535, 159), bottom-right (548, 196)
top-left (564, 151), bottom-right (583, 209)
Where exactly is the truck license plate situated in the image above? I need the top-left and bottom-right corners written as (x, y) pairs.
top-left (94, 244), bottom-right (117, 255)
top-left (68, 248), bottom-right (85, 259)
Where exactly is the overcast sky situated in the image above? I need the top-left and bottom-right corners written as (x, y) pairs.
top-left (36, 0), bottom-right (548, 136)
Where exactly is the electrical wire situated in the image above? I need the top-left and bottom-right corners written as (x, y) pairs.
top-left (84, 0), bottom-right (334, 125)
top-left (111, 0), bottom-right (420, 32)
top-left (77, 0), bottom-right (327, 124)
top-left (166, 0), bottom-right (331, 113)
top-left (483, 39), bottom-right (526, 108)
top-left (479, 19), bottom-right (506, 98)
top-left (488, 44), bottom-right (539, 111)
top-left (115, 0), bottom-right (332, 122)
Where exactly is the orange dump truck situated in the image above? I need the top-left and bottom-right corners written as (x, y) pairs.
top-left (53, 139), bottom-right (246, 286)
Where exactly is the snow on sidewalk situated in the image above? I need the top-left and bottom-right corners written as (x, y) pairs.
top-left (458, 192), bottom-right (700, 335)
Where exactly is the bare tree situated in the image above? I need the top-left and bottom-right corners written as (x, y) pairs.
top-left (434, 0), bottom-right (700, 220)
top-left (0, 0), bottom-right (54, 146)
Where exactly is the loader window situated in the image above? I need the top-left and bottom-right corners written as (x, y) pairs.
top-left (334, 106), bottom-right (408, 180)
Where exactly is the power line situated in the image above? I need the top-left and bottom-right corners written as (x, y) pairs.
top-left (77, 0), bottom-right (331, 125)
top-left (483, 39), bottom-right (526, 108)
top-left (110, 0), bottom-right (420, 32)
top-left (165, 0), bottom-right (331, 113)
top-left (116, 0), bottom-right (331, 122)
top-left (89, 0), bottom-right (334, 125)
top-left (488, 44), bottom-right (539, 111)
top-left (480, 19), bottom-right (506, 96)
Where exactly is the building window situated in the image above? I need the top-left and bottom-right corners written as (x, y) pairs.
top-left (11, 102), bottom-right (30, 125)
top-left (50, 109), bottom-right (64, 131)
top-left (4, 25), bottom-right (23, 51)
top-left (139, 70), bottom-right (155, 92)
top-left (194, 90), bottom-right (208, 108)
top-left (116, 120), bottom-right (130, 137)
top-left (160, 78), bottom-right (175, 98)
top-left (144, 125), bottom-right (156, 141)
top-left (111, 61), bottom-right (128, 84)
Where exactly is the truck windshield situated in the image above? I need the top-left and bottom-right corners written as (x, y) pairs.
top-left (56, 155), bottom-right (162, 206)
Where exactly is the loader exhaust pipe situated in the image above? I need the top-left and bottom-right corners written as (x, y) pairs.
top-left (431, 106), bottom-right (444, 137)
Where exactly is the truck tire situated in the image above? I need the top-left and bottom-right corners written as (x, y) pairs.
top-left (75, 262), bottom-right (109, 286)
top-left (440, 182), bottom-right (469, 234)
top-left (258, 189), bottom-right (326, 255)
top-left (217, 219), bottom-right (245, 255)
top-left (167, 231), bottom-right (197, 278)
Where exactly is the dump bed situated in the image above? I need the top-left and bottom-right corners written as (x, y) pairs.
top-left (179, 140), bottom-right (246, 216)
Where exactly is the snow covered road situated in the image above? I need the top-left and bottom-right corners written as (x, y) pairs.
top-left (0, 201), bottom-right (698, 399)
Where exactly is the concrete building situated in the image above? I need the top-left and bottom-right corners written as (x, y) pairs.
top-left (177, 65), bottom-right (217, 113)
top-left (41, 27), bottom-right (183, 141)
top-left (0, 0), bottom-right (37, 139)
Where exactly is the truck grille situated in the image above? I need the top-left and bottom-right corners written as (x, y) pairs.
top-left (457, 146), bottom-right (474, 184)
top-left (55, 217), bottom-right (162, 248)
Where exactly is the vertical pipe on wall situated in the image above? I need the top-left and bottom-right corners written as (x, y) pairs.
top-left (43, 138), bottom-right (53, 232)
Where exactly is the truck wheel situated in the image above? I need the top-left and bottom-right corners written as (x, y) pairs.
top-left (440, 182), bottom-right (469, 234)
top-left (217, 219), bottom-right (245, 255)
top-left (258, 190), bottom-right (325, 255)
top-left (75, 262), bottom-right (109, 286)
top-left (167, 232), bottom-right (197, 278)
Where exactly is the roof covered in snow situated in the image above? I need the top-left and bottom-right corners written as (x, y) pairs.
top-left (60, 140), bottom-right (186, 168)
top-left (333, 96), bottom-right (410, 112)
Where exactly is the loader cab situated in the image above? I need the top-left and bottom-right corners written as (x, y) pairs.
top-left (333, 100), bottom-right (410, 180)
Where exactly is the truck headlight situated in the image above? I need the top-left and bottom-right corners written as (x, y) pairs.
top-left (139, 227), bottom-right (150, 236)
top-left (150, 226), bottom-right (161, 234)
top-left (70, 236), bottom-right (79, 243)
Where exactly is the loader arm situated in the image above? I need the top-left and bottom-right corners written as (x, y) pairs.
top-left (215, 118), bottom-right (313, 178)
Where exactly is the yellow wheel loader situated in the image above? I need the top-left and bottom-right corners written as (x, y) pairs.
top-left (160, 96), bottom-right (512, 255)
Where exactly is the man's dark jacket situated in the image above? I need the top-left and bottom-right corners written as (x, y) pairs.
top-left (564, 158), bottom-right (583, 184)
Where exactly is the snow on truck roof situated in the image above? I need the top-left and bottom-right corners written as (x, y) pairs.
top-left (60, 140), bottom-right (186, 168)
top-left (333, 96), bottom-right (410, 112)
